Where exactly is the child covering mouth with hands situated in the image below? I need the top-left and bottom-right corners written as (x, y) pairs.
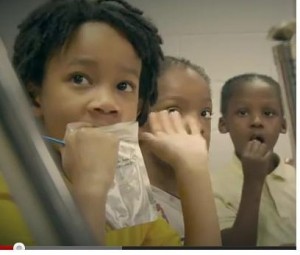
top-left (212, 73), bottom-right (295, 247)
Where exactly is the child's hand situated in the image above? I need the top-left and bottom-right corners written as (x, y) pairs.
top-left (140, 110), bottom-right (208, 174)
top-left (60, 122), bottom-right (119, 192)
top-left (59, 122), bottom-right (119, 244)
top-left (240, 140), bottom-right (272, 182)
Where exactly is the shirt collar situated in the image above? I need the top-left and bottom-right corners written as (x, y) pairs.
top-left (269, 155), bottom-right (288, 181)
top-left (231, 153), bottom-right (243, 178)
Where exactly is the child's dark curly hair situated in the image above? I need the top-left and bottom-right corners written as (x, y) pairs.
top-left (13, 0), bottom-right (163, 125)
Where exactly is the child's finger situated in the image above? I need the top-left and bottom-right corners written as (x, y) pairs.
top-left (185, 116), bottom-right (201, 135)
top-left (139, 131), bottom-right (155, 142)
top-left (257, 142), bottom-right (268, 157)
top-left (243, 141), bottom-right (253, 156)
top-left (64, 122), bottom-right (94, 139)
top-left (159, 110), bottom-right (176, 134)
top-left (148, 112), bottom-right (163, 134)
top-left (251, 140), bottom-right (261, 155)
top-left (169, 111), bottom-right (186, 133)
top-left (66, 122), bottom-right (94, 131)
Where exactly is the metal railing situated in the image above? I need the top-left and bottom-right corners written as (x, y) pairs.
top-left (0, 37), bottom-right (98, 246)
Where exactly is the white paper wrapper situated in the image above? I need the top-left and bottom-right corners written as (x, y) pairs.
top-left (97, 121), bottom-right (158, 229)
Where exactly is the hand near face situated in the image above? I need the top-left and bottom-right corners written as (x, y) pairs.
top-left (60, 122), bottom-right (119, 191)
top-left (240, 140), bottom-right (273, 182)
top-left (59, 122), bottom-right (119, 244)
top-left (140, 110), bottom-right (208, 173)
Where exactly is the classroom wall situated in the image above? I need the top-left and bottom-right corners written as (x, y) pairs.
top-left (0, 0), bottom-right (295, 171)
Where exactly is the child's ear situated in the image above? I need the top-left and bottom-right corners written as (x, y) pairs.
top-left (26, 83), bottom-right (42, 118)
top-left (218, 116), bottom-right (228, 134)
top-left (280, 118), bottom-right (287, 134)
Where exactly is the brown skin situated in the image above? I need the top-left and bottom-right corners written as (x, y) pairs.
top-left (141, 66), bottom-right (212, 196)
top-left (32, 22), bottom-right (142, 244)
top-left (140, 66), bottom-right (221, 246)
top-left (35, 22), bottom-right (141, 140)
top-left (154, 66), bottom-right (212, 146)
top-left (218, 80), bottom-right (287, 246)
top-left (30, 21), bottom-right (217, 246)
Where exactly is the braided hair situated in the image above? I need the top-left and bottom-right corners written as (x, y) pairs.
top-left (159, 56), bottom-right (210, 85)
top-left (13, 0), bottom-right (163, 125)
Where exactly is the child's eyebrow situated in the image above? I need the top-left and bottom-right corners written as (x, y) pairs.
top-left (201, 97), bottom-right (212, 103)
top-left (67, 57), bottom-right (98, 68)
top-left (116, 63), bottom-right (140, 78)
top-left (233, 98), bottom-right (280, 104)
top-left (157, 95), bottom-right (187, 103)
top-left (158, 95), bottom-right (211, 103)
top-left (66, 57), bottom-right (139, 78)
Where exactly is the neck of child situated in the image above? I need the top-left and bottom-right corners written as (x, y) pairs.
top-left (141, 147), bottom-right (179, 198)
top-left (269, 152), bottom-right (280, 174)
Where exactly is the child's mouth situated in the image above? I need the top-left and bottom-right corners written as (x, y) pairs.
top-left (250, 135), bottom-right (265, 143)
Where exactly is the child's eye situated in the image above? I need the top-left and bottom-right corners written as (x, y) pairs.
top-left (264, 111), bottom-right (276, 117)
top-left (71, 74), bottom-right (90, 86)
top-left (116, 82), bottom-right (134, 92)
top-left (167, 107), bottom-right (180, 114)
top-left (201, 109), bottom-right (212, 119)
top-left (237, 109), bottom-right (248, 117)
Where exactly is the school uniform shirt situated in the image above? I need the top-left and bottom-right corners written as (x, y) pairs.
top-left (211, 153), bottom-right (296, 246)
top-left (0, 173), bottom-right (181, 246)
top-left (151, 185), bottom-right (184, 243)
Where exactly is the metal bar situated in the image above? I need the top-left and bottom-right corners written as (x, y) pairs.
top-left (0, 37), bottom-right (97, 245)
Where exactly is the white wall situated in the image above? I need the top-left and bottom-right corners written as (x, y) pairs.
top-left (128, 0), bottom-right (295, 171)
top-left (0, 0), bottom-right (295, 171)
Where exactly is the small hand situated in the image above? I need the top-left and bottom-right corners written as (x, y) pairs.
top-left (60, 122), bottom-right (119, 191)
top-left (140, 111), bottom-right (208, 173)
top-left (241, 140), bottom-right (272, 182)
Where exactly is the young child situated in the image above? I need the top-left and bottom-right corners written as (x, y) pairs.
top-left (212, 73), bottom-right (296, 246)
top-left (140, 56), bottom-right (221, 245)
top-left (0, 0), bottom-right (218, 246)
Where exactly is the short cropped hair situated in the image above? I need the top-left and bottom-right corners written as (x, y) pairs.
top-left (220, 73), bottom-right (284, 115)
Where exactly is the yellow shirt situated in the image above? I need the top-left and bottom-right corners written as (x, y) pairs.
top-left (211, 154), bottom-right (296, 246)
top-left (0, 174), bottom-right (34, 245)
top-left (0, 174), bottom-right (180, 246)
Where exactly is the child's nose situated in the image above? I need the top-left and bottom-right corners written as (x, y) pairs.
top-left (87, 87), bottom-right (120, 116)
top-left (250, 115), bottom-right (263, 127)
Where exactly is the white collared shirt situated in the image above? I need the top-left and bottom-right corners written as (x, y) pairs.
top-left (211, 153), bottom-right (296, 246)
